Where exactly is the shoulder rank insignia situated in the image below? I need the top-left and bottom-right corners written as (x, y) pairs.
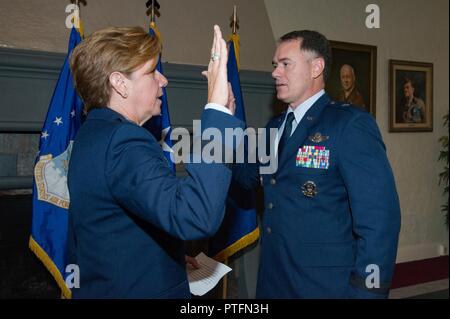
top-left (309, 132), bottom-right (329, 143)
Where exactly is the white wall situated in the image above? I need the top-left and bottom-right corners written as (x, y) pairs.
top-left (264, 0), bottom-right (449, 262)
top-left (0, 0), bottom-right (275, 71)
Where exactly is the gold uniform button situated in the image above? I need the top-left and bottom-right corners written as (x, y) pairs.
top-left (267, 203), bottom-right (274, 210)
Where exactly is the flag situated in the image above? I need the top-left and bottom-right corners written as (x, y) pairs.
top-left (209, 34), bottom-right (260, 262)
top-left (144, 23), bottom-right (175, 171)
top-left (29, 27), bottom-right (83, 299)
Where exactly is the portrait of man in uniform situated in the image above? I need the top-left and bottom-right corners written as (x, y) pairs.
top-left (400, 77), bottom-right (426, 123)
top-left (389, 60), bottom-right (433, 132)
top-left (337, 64), bottom-right (366, 109)
top-left (325, 41), bottom-right (377, 117)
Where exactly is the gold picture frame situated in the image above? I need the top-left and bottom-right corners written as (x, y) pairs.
top-left (389, 59), bottom-right (433, 132)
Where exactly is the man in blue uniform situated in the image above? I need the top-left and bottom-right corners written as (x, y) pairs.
top-left (234, 30), bottom-right (401, 298)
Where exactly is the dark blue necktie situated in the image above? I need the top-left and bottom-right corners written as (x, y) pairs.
top-left (278, 112), bottom-right (295, 156)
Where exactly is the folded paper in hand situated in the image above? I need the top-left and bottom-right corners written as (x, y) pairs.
top-left (186, 252), bottom-right (232, 296)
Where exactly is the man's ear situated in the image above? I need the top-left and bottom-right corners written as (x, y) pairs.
top-left (311, 57), bottom-right (325, 79)
top-left (109, 72), bottom-right (128, 98)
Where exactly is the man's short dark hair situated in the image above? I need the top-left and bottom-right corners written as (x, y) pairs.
top-left (279, 30), bottom-right (332, 82)
top-left (403, 77), bottom-right (415, 88)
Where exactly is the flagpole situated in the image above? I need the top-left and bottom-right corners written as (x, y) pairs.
top-left (221, 5), bottom-right (239, 300)
top-left (76, 0), bottom-right (80, 32)
top-left (146, 0), bottom-right (161, 28)
top-left (229, 5), bottom-right (240, 70)
top-left (232, 5), bottom-right (237, 35)
top-left (70, 0), bottom-right (85, 37)
top-left (150, 0), bottom-right (155, 25)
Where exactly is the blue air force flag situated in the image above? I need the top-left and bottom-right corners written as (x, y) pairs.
top-left (29, 27), bottom-right (83, 299)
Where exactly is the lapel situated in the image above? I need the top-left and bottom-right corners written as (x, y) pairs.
top-left (277, 93), bottom-right (331, 170)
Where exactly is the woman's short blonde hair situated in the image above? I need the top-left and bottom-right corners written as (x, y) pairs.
top-left (70, 26), bottom-right (161, 111)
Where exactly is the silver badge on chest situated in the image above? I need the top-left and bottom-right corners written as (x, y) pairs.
top-left (309, 132), bottom-right (329, 143)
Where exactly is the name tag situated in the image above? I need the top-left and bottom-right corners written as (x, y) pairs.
top-left (296, 145), bottom-right (330, 169)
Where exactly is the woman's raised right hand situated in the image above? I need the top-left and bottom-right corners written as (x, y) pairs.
top-left (202, 25), bottom-right (232, 114)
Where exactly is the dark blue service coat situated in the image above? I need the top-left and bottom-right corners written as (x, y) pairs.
top-left (234, 94), bottom-right (401, 298)
top-left (67, 107), bottom-right (243, 298)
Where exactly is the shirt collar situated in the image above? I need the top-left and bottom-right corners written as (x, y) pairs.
top-left (287, 89), bottom-right (325, 123)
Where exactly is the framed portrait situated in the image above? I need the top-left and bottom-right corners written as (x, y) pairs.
top-left (326, 41), bottom-right (377, 117)
top-left (389, 60), bottom-right (433, 132)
